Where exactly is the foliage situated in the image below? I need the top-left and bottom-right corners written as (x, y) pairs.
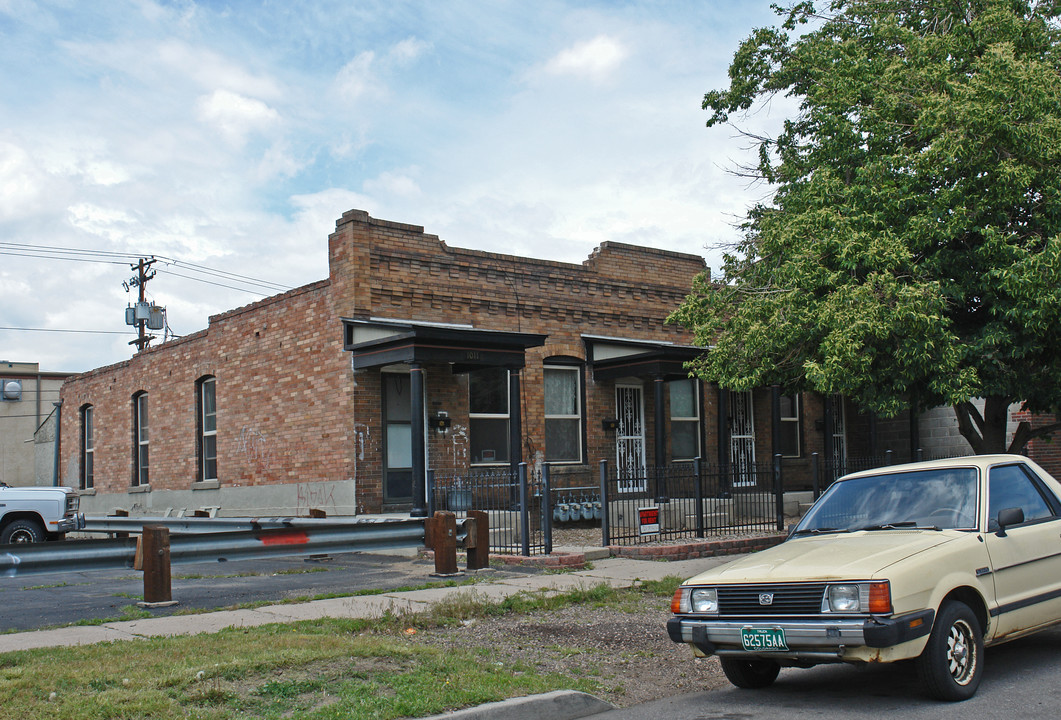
top-left (671, 0), bottom-right (1061, 452)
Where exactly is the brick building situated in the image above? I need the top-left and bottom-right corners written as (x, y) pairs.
top-left (59, 210), bottom-right (894, 517)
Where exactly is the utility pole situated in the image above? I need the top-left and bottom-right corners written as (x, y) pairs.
top-left (127, 258), bottom-right (157, 353)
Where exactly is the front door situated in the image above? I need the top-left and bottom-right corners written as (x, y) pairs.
top-left (615, 384), bottom-right (646, 492)
top-left (730, 390), bottom-right (756, 487)
top-left (382, 372), bottom-right (412, 504)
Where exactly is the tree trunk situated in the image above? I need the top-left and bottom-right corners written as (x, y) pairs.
top-left (952, 397), bottom-right (1011, 454)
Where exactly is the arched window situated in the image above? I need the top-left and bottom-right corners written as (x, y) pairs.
top-left (197, 376), bottom-right (217, 481)
top-left (80, 404), bottom-right (94, 490)
top-left (132, 392), bottom-right (149, 487)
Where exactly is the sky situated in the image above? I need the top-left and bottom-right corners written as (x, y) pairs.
top-left (0, 0), bottom-right (791, 374)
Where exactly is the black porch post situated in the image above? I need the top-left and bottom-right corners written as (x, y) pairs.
top-left (509, 368), bottom-right (523, 472)
top-left (771, 385), bottom-right (781, 459)
top-left (654, 375), bottom-right (667, 500)
top-left (717, 385), bottom-right (731, 496)
top-left (410, 363), bottom-right (427, 517)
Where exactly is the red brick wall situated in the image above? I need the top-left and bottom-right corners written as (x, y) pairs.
top-left (60, 282), bottom-right (354, 493)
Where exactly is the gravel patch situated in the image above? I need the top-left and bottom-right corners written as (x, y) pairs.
top-left (415, 590), bottom-right (729, 707)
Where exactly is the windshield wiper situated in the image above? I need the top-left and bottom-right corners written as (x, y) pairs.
top-left (791, 527), bottom-right (851, 536)
top-left (858, 521), bottom-right (941, 531)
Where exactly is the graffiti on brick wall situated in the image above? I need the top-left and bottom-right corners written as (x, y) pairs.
top-left (237, 426), bottom-right (274, 470)
top-left (297, 482), bottom-right (339, 515)
top-left (351, 422), bottom-right (372, 482)
top-left (448, 424), bottom-right (469, 464)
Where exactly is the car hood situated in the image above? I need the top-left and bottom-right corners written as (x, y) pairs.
top-left (684, 531), bottom-right (960, 584)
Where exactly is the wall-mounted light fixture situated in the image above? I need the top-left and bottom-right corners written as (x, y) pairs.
top-left (431, 412), bottom-right (452, 435)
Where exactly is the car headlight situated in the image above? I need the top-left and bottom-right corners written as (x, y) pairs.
top-left (671, 586), bottom-right (718, 614)
top-left (822, 581), bottom-right (892, 614)
top-left (827, 584), bottom-right (861, 612)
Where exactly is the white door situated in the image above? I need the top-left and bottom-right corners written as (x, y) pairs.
top-left (730, 390), bottom-right (756, 487)
top-left (616, 384), bottom-right (647, 492)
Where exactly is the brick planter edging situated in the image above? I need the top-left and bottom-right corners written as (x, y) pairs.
top-left (490, 534), bottom-right (787, 570)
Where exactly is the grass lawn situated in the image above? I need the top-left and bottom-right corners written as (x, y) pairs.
top-left (0, 577), bottom-right (683, 720)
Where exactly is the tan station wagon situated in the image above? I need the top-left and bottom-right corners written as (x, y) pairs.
top-left (668, 454), bottom-right (1061, 701)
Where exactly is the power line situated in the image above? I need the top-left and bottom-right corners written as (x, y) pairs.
top-left (0, 327), bottom-right (134, 336)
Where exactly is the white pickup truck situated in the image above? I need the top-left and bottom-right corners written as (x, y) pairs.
top-left (0, 483), bottom-right (85, 543)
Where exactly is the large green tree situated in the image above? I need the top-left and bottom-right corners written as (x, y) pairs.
top-left (672, 0), bottom-right (1061, 453)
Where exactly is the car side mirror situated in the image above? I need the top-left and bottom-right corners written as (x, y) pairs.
top-left (995, 506), bottom-right (1025, 537)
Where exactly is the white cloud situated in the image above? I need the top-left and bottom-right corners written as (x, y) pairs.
top-left (363, 170), bottom-right (422, 199)
top-left (334, 51), bottom-right (380, 103)
top-left (195, 89), bottom-right (280, 145)
top-left (388, 37), bottom-right (431, 66)
top-left (0, 141), bottom-right (49, 220)
top-left (544, 35), bottom-right (627, 81)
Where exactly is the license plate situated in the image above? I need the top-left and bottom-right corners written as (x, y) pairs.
top-left (741, 627), bottom-right (789, 652)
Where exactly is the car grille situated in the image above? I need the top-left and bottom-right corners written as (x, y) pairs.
top-left (717, 583), bottom-right (828, 616)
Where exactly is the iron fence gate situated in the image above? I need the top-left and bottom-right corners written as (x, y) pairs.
top-left (599, 458), bottom-right (785, 546)
top-left (428, 464), bottom-right (550, 556)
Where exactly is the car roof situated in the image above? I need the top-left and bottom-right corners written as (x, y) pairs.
top-left (837, 453), bottom-right (1032, 483)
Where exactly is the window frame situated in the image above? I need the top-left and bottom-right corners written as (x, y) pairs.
top-left (80, 404), bottom-right (94, 490)
top-left (468, 367), bottom-right (510, 466)
top-left (543, 362), bottom-right (585, 464)
top-left (669, 378), bottom-right (701, 463)
top-left (779, 393), bottom-right (802, 458)
top-left (197, 376), bottom-right (218, 482)
top-left (132, 392), bottom-right (149, 487)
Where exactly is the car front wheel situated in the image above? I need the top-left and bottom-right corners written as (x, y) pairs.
top-left (720, 657), bottom-right (781, 689)
top-left (916, 600), bottom-right (984, 701)
top-left (1, 519), bottom-right (46, 544)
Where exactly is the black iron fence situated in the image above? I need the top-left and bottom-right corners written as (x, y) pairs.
top-left (599, 458), bottom-right (786, 546)
top-left (427, 465), bottom-right (551, 556)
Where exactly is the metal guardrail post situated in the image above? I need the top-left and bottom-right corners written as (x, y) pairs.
top-left (599, 459), bottom-right (609, 547)
top-left (518, 462), bottom-right (530, 557)
top-left (774, 454), bottom-right (784, 532)
top-left (886, 449), bottom-right (894, 466)
top-left (694, 457), bottom-right (704, 539)
top-left (465, 510), bottom-right (490, 570)
top-left (541, 463), bottom-right (553, 555)
top-left (427, 511), bottom-right (458, 575)
top-left (141, 525), bottom-right (172, 604)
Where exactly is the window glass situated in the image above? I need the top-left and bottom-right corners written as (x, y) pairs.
top-left (200, 378), bottom-right (217, 481)
top-left (470, 368), bottom-right (510, 464)
top-left (470, 367), bottom-right (508, 414)
top-left (81, 405), bottom-right (94, 490)
top-left (545, 366), bottom-right (582, 462)
top-left (134, 393), bottom-right (149, 486)
top-left (988, 464), bottom-right (1056, 529)
top-left (669, 379), bottom-right (700, 461)
top-left (779, 393), bottom-right (801, 457)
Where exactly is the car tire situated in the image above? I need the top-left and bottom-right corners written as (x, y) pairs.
top-left (1, 519), bottom-right (46, 544)
top-left (720, 657), bottom-right (781, 689)
top-left (916, 600), bottom-right (984, 701)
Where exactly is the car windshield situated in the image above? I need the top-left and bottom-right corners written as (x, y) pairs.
top-left (795, 467), bottom-right (979, 533)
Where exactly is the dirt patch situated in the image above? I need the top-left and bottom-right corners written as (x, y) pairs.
top-left (415, 591), bottom-right (729, 707)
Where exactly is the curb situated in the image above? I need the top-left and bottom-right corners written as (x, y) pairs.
top-left (419, 690), bottom-right (615, 720)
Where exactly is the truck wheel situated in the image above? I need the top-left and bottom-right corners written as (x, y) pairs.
top-left (720, 657), bottom-right (781, 689)
top-left (1, 519), bottom-right (46, 544)
top-left (916, 600), bottom-right (984, 701)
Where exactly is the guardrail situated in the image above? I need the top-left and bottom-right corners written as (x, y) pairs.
top-left (82, 515), bottom-right (384, 535)
top-left (1, 512), bottom-right (488, 604)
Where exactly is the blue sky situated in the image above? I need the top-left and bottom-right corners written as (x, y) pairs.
top-left (0, 0), bottom-right (789, 372)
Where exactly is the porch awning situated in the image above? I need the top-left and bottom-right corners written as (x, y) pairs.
top-left (343, 318), bottom-right (547, 371)
top-left (583, 334), bottom-right (703, 381)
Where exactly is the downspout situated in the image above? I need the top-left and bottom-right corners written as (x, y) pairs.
top-left (52, 400), bottom-right (62, 487)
